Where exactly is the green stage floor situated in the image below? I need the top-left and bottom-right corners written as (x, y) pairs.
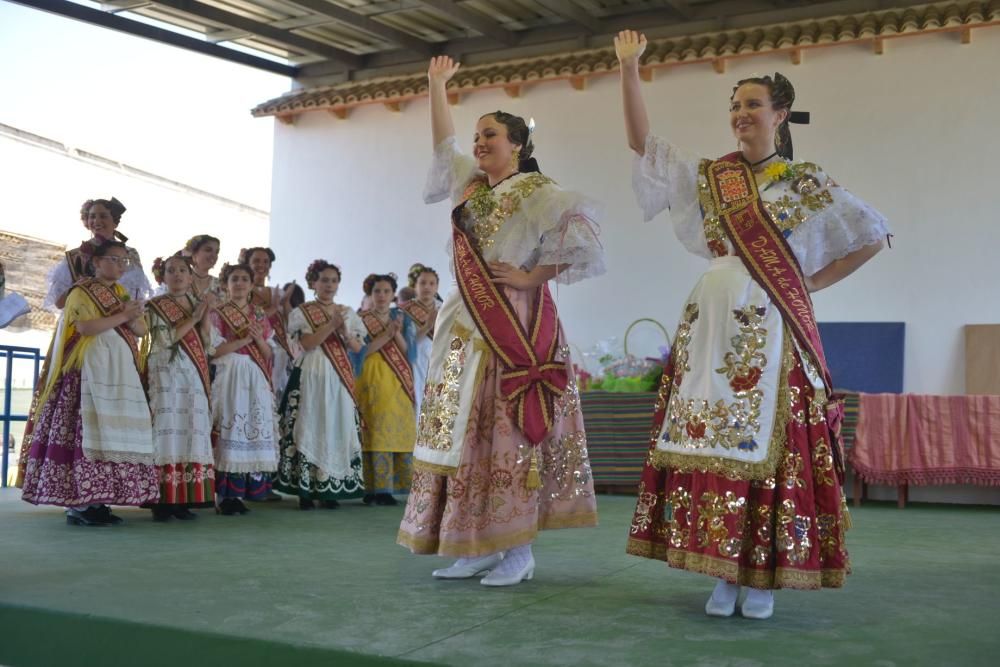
top-left (0, 488), bottom-right (997, 666)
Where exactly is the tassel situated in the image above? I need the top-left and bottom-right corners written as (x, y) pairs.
top-left (525, 448), bottom-right (541, 490)
top-left (841, 493), bottom-right (853, 531)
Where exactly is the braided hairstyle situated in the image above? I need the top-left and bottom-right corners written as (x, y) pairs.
top-left (239, 247), bottom-right (276, 266)
top-left (480, 111), bottom-right (539, 173)
top-left (363, 273), bottom-right (397, 295)
top-left (406, 263), bottom-right (439, 289)
top-left (305, 259), bottom-right (342, 286)
top-left (184, 234), bottom-right (221, 255)
top-left (731, 72), bottom-right (797, 159)
top-left (220, 262), bottom-right (254, 285)
top-left (80, 197), bottom-right (129, 242)
top-left (151, 252), bottom-right (193, 285)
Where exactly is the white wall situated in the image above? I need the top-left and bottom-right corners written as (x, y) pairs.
top-left (269, 29), bottom-right (1000, 398)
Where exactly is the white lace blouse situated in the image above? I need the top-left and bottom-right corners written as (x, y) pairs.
top-left (424, 136), bottom-right (606, 285)
top-left (633, 134), bottom-right (889, 276)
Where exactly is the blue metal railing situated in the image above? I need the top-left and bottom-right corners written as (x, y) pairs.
top-left (1, 345), bottom-right (44, 488)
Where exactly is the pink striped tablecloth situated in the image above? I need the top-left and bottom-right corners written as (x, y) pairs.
top-left (849, 393), bottom-right (1000, 487)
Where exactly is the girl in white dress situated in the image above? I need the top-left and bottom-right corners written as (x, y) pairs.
top-left (275, 260), bottom-right (366, 509)
top-left (145, 253), bottom-right (217, 521)
top-left (210, 262), bottom-right (279, 516)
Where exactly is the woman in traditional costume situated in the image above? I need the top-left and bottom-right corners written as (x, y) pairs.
top-left (145, 253), bottom-right (216, 521)
top-left (275, 260), bottom-right (366, 510)
top-left (615, 30), bottom-right (889, 619)
top-left (21, 240), bottom-right (159, 526)
top-left (43, 197), bottom-right (151, 311)
top-left (209, 262), bottom-right (279, 515)
top-left (184, 234), bottom-right (223, 302)
top-left (399, 264), bottom-right (440, 416)
top-left (355, 273), bottom-right (416, 506)
top-left (242, 247), bottom-right (296, 399)
top-left (396, 57), bottom-right (606, 586)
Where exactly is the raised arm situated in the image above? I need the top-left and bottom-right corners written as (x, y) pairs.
top-left (615, 30), bottom-right (651, 155)
top-left (428, 56), bottom-right (460, 148)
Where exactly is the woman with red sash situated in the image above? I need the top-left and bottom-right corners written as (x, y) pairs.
top-left (43, 197), bottom-right (152, 311)
top-left (145, 253), bottom-right (217, 521)
top-left (396, 57), bottom-right (606, 586)
top-left (356, 273), bottom-right (417, 507)
top-left (242, 247), bottom-right (296, 400)
top-left (21, 240), bottom-right (158, 526)
top-left (615, 31), bottom-right (889, 619)
top-left (209, 262), bottom-right (279, 516)
top-left (275, 260), bottom-right (366, 509)
top-left (400, 264), bottom-right (441, 417)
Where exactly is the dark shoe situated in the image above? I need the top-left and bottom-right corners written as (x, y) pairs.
top-left (321, 499), bottom-right (340, 510)
top-left (375, 493), bottom-right (398, 506)
top-left (172, 507), bottom-right (198, 520)
top-left (219, 498), bottom-right (240, 516)
top-left (362, 494), bottom-right (375, 506)
top-left (299, 498), bottom-right (315, 511)
top-left (151, 505), bottom-right (173, 522)
top-left (235, 499), bottom-right (250, 515)
top-left (96, 504), bottom-right (124, 525)
top-left (66, 508), bottom-right (111, 527)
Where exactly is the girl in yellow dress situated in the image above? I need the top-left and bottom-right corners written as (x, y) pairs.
top-left (355, 273), bottom-right (417, 506)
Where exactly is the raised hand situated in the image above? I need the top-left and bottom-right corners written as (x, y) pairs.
top-left (428, 55), bottom-right (460, 88)
top-left (614, 30), bottom-right (647, 66)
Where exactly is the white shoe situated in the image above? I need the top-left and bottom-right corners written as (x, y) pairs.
top-left (480, 554), bottom-right (534, 586)
top-left (740, 589), bottom-right (774, 620)
top-left (432, 553), bottom-right (503, 579)
top-left (705, 579), bottom-right (740, 617)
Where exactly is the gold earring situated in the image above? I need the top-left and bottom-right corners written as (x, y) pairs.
top-left (511, 148), bottom-right (521, 171)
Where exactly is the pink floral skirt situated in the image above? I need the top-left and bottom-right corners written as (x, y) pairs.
top-left (398, 286), bottom-right (598, 558)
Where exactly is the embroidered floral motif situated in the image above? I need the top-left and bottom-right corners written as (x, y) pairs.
top-left (812, 438), bottom-right (835, 486)
top-left (663, 305), bottom-right (768, 453)
top-left (464, 173), bottom-right (555, 250)
top-left (695, 490), bottom-right (746, 557)
top-left (416, 334), bottom-right (469, 451)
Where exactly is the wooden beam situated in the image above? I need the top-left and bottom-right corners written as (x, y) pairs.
top-left (447, 91), bottom-right (461, 105)
top-left (151, 0), bottom-right (363, 68)
top-left (329, 108), bottom-right (350, 120)
top-left (9, 0), bottom-right (299, 77)
top-left (535, 0), bottom-right (602, 34)
top-left (873, 37), bottom-right (884, 54)
top-left (415, 0), bottom-right (519, 46)
top-left (277, 114), bottom-right (296, 125)
top-left (569, 75), bottom-right (587, 91)
top-left (639, 66), bottom-right (654, 82)
top-left (712, 58), bottom-right (726, 74)
top-left (961, 27), bottom-right (972, 44)
top-left (663, 0), bottom-right (695, 20)
top-left (504, 84), bottom-right (522, 98)
top-left (284, 0), bottom-right (433, 56)
top-left (790, 48), bottom-right (802, 65)
top-left (384, 101), bottom-right (404, 112)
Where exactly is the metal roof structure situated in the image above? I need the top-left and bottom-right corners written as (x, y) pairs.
top-left (9, 0), bottom-right (979, 82)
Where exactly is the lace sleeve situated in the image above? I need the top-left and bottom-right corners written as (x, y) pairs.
top-left (521, 186), bottom-right (606, 285)
top-left (786, 173), bottom-right (890, 277)
top-left (343, 307), bottom-right (366, 343)
top-left (43, 259), bottom-right (72, 312)
top-left (423, 136), bottom-right (479, 205)
top-left (632, 134), bottom-right (702, 223)
top-left (119, 248), bottom-right (153, 300)
top-left (287, 307), bottom-right (310, 339)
